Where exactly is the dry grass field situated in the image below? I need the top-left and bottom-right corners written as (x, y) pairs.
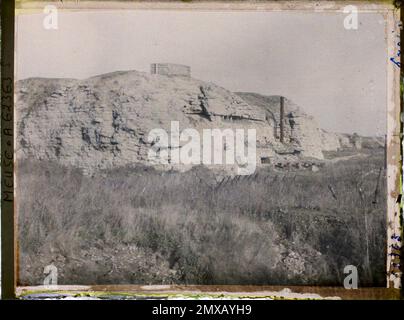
top-left (17, 148), bottom-right (386, 286)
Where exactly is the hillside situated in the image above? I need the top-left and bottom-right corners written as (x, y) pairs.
top-left (15, 70), bottom-right (365, 175)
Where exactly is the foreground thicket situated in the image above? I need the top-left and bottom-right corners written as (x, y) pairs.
top-left (18, 151), bottom-right (386, 286)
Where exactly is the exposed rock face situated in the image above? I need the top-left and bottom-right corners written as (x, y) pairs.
top-left (16, 70), bottom-right (360, 174)
top-left (235, 92), bottom-right (342, 159)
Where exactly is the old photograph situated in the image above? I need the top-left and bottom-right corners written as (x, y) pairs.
top-left (13, 5), bottom-right (395, 288)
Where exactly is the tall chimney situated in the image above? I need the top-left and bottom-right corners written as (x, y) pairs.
top-left (280, 96), bottom-right (285, 143)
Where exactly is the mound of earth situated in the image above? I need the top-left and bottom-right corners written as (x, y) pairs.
top-left (16, 70), bottom-right (369, 175)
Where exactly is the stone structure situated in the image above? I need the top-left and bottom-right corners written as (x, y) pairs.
top-left (150, 63), bottom-right (191, 77)
top-left (15, 69), bottom-right (372, 175)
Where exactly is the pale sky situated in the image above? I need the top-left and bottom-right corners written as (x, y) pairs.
top-left (16, 10), bottom-right (388, 136)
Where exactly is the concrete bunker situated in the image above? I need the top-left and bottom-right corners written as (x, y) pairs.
top-left (151, 63), bottom-right (191, 77)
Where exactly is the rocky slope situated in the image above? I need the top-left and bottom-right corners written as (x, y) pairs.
top-left (16, 70), bottom-right (368, 175)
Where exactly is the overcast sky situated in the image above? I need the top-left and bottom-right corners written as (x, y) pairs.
top-left (16, 10), bottom-right (388, 136)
